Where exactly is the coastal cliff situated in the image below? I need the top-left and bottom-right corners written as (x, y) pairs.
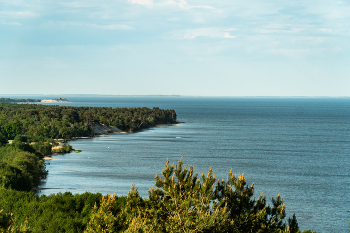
top-left (92, 124), bottom-right (126, 135)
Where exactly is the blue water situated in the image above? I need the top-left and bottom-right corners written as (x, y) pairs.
top-left (35, 96), bottom-right (350, 232)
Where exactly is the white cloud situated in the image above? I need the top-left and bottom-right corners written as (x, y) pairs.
top-left (159, 0), bottom-right (214, 9)
top-left (167, 17), bottom-right (180, 21)
top-left (1, 20), bottom-right (21, 26)
top-left (259, 28), bottom-right (304, 34)
top-left (0, 11), bottom-right (38, 18)
top-left (128, 0), bottom-right (153, 5)
top-left (224, 28), bottom-right (238, 32)
top-left (126, 0), bottom-right (214, 9)
top-left (39, 21), bottom-right (133, 30)
top-left (61, 2), bottom-right (94, 8)
top-left (267, 48), bottom-right (310, 57)
top-left (177, 0), bottom-right (214, 9)
top-left (183, 28), bottom-right (236, 39)
top-left (318, 28), bottom-right (332, 33)
top-left (92, 24), bottom-right (134, 30)
top-left (224, 32), bottom-right (235, 38)
top-left (327, 9), bottom-right (350, 19)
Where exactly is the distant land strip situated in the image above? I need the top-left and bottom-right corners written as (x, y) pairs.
top-left (0, 97), bottom-right (68, 103)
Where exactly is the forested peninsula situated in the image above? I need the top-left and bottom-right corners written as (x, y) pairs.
top-left (0, 97), bottom-right (69, 103)
top-left (0, 103), bottom-right (317, 232)
top-left (0, 98), bottom-right (41, 103)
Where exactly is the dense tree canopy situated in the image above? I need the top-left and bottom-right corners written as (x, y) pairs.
top-left (0, 143), bottom-right (47, 191)
top-left (0, 98), bottom-right (41, 103)
top-left (0, 189), bottom-right (103, 232)
top-left (0, 103), bottom-right (177, 141)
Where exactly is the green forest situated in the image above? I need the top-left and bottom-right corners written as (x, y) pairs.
top-left (0, 98), bottom-right (41, 103)
top-left (0, 102), bottom-right (177, 140)
top-left (0, 103), bottom-right (318, 232)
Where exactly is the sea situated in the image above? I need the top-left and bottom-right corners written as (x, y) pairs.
top-left (8, 96), bottom-right (350, 232)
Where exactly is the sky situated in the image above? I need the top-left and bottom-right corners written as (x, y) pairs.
top-left (1, 0), bottom-right (350, 96)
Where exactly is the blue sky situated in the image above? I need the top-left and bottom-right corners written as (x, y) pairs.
top-left (1, 0), bottom-right (349, 96)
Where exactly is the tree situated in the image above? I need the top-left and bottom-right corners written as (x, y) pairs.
top-left (0, 162), bottom-right (31, 191)
top-left (288, 213), bottom-right (299, 233)
top-left (215, 170), bottom-right (287, 232)
top-left (2, 122), bottom-right (22, 140)
top-left (0, 133), bottom-right (7, 146)
top-left (85, 193), bottom-right (126, 233)
top-left (121, 158), bottom-right (293, 233)
top-left (13, 135), bottom-right (28, 143)
top-left (0, 209), bottom-right (14, 232)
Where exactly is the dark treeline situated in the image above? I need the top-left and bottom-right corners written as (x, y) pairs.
top-left (0, 98), bottom-right (41, 103)
top-left (0, 103), bottom-right (177, 141)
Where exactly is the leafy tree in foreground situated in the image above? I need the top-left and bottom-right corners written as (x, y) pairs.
top-left (86, 158), bottom-right (315, 233)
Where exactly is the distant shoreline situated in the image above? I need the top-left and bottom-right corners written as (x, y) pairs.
top-left (0, 97), bottom-right (41, 103)
top-left (2, 94), bottom-right (350, 99)
top-left (0, 97), bottom-right (69, 103)
top-left (41, 98), bottom-right (68, 103)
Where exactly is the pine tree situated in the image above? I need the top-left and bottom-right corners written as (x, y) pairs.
top-left (0, 209), bottom-right (14, 232)
top-left (288, 213), bottom-right (299, 233)
top-left (85, 193), bottom-right (125, 233)
top-left (86, 158), bottom-right (307, 233)
top-left (124, 158), bottom-right (228, 232)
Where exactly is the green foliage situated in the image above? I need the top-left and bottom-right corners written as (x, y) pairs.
top-left (85, 193), bottom-right (126, 233)
top-left (0, 144), bottom-right (47, 191)
top-left (214, 170), bottom-right (288, 232)
top-left (0, 103), bottom-right (177, 141)
top-left (143, 160), bottom-right (228, 232)
top-left (0, 189), bottom-right (103, 233)
top-left (0, 133), bottom-right (7, 146)
top-left (0, 162), bottom-right (31, 191)
top-left (31, 142), bottom-right (52, 157)
top-left (2, 122), bottom-right (22, 140)
top-left (289, 213), bottom-right (299, 233)
top-left (0, 98), bottom-right (41, 103)
top-left (0, 103), bottom-right (177, 194)
top-left (52, 144), bottom-right (73, 154)
top-left (13, 135), bottom-right (29, 143)
top-left (117, 158), bottom-right (301, 233)
top-left (0, 209), bottom-right (14, 232)
top-left (0, 159), bottom-right (319, 233)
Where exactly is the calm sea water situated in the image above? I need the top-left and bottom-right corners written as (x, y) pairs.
top-left (34, 96), bottom-right (349, 232)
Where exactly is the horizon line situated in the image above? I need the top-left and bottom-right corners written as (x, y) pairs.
top-left (0, 94), bottom-right (349, 98)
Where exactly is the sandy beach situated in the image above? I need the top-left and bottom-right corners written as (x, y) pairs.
top-left (42, 124), bottom-right (125, 160)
